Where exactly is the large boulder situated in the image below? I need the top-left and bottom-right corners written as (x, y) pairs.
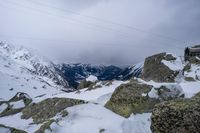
top-left (105, 80), bottom-right (160, 118)
top-left (105, 80), bottom-right (184, 118)
top-left (151, 93), bottom-right (200, 133)
top-left (142, 53), bottom-right (179, 82)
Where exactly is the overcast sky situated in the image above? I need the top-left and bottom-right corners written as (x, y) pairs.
top-left (0, 0), bottom-right (199, 65)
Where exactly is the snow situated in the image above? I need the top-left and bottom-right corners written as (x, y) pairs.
top-left (0, 42), bottom-right (70, 101)
top-left (0, 113), bottom-right (41, 133)
top-left (51, 103), bottom-right (124, 133)
top-left (0, 127), bottom-right (10, 133)
top-left (148, 88), bottom-right (159, 98)
top-left (86, 75), bottom-right (98, 82)
top-left (138, 78), bottom-right (200, 98)
top-left (129, 62), bottom-right (144, 74)
top-left (161, 57), bottom-right (184, 71)
top-left (49, 103), bottom-right (152, 133)
top-left (180, 81), bottom-right (200, 98)
top-left (184, 64), bottom-right (200, 80)
top-left (1, 43), bottom-right (200, 133)
top-left (10, 100), bottom-right (25, 109)
top-left (122, 113), bottom-right (151, 133)
top-left (52, 81), bottom-right (127, 104)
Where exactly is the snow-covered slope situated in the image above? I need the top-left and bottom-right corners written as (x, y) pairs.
top-left (1, 45), bottom-right (200, 133)
top-left (0, 42), bottom-right (72, 101)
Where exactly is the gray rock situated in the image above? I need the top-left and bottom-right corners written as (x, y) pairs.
top-left (142, 53), bottom-right (179, 82)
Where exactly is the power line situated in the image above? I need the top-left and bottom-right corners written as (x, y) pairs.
top-left (0, 0), bottom-right (133, 38)
top-left (0, 0), bottom-right (185, 49)
top-left (27, 0), bottom-right (186, 43)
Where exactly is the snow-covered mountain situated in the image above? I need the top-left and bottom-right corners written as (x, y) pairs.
top-left (2, 42), bottom-right (200, 133)
top-left (56, 62), bottom-right (143, 88)
top-left (0, 42), bottom-right (73, 100)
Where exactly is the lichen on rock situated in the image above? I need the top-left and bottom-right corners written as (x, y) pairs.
top-left (105, 80), bottom-right (160, 118)
top-left (21, 98), bottom-right (85, 124)
top-left (151, 93), bottom-right (200, 133)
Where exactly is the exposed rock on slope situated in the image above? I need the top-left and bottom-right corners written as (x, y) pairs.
top-left (142, 53), bottom-right (180, 82)
top-left (105, 80), bottom-right (159, 118)
top-left (0, 92), bottom-right (32, 117)
top-left (105, 79), bottom-right (184, 118)
top-left (183, 57), bottom-right (200, 81)
top-left (151, 92), bottom-right (200, 133)
top-left (21, 98), bottom-right (85, 124)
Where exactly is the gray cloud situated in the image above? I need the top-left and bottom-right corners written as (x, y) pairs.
top-left (0, 0), bottom-right (199, 65)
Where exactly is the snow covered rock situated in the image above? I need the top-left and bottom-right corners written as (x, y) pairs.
top-left (86, 75), bottom-right (98, 82)
top-left (142, 53), bottom-right (180, 82)
top-left (0, 93), bottom-right (32, 117)
top-left (105, 79), bottom-right (185, 118)
top-left (155, 84), bottom-right (184, 100)
top-left (183, 62), bottom-right (200, 81)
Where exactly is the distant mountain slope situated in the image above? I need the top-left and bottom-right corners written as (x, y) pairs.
top-left (0, 42), bottom-right (72, 100)
top-left (56, 63), bottom-right (143, 88)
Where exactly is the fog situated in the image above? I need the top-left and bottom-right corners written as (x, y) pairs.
top-left (0, 0), bottom-right (199, 65)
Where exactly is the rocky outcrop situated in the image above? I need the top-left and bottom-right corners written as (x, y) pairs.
top-left (77, 80), bottom-right (95, 90)
top-left (105, 80), bottom-right (184, 118)
top-left (105, 80), bottom-right (160, 118)
top-left (151, 93), bottom-right (200, 133)
top-left (142, 53), bottom-right (179, 82)
top-left (0, 93), bottom-right (32, 117)
top-left (34, 119), bottom-right (56, 133)
top-left (21, 98), bottom-right (85, 124)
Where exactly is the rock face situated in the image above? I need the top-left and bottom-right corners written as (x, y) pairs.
top-left (105, 80), bottom-right (160, 118)
top-left (21, 98), bottom-right (85, 124)
top-left (183, 58), bottom-right (200, 81)
top-left (142, 53), bottom-right (179, 82)
top-left (77, 80), bottom-right (95, 90)
top-left (151, 93), bottom-right (200, 133)
top-left (105, 80), bottom-right (184, 118)
top-left (0, 92), bottom-right (32, 117)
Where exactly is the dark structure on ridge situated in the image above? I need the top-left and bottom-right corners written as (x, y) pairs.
top-left (184, 45), bottom-right (200, 61)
